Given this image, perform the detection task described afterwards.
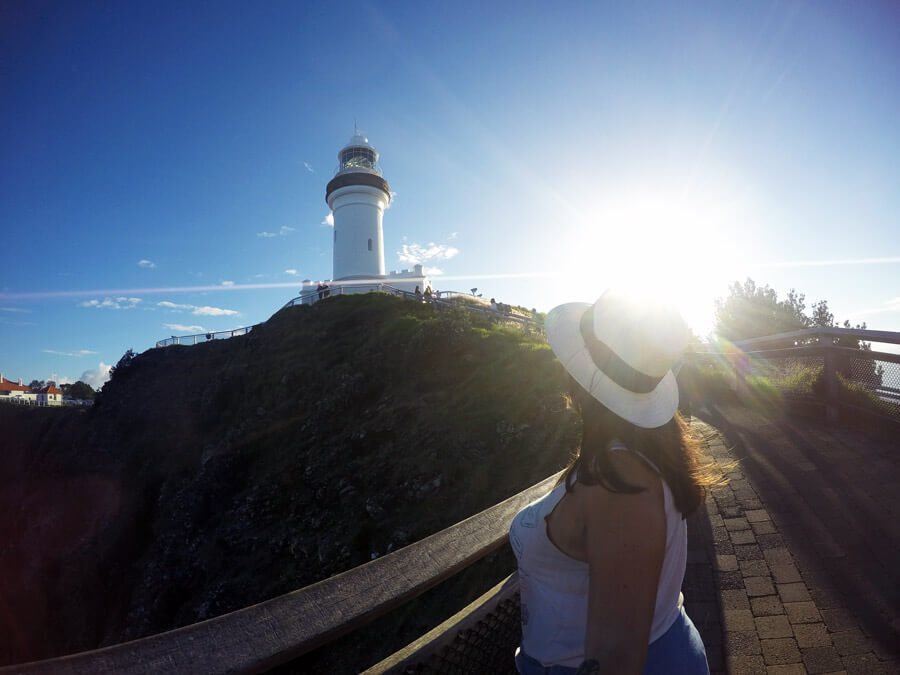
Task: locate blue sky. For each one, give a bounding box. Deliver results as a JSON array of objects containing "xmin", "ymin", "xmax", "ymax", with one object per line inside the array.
[{"xmin": 1, "ymin": 0, "xmax": 898, "ymax": 387}]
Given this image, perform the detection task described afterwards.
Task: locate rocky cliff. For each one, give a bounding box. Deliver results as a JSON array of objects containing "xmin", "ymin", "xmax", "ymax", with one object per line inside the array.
[{"xmin": 0, "ymin": 294, "xmax": 578, "ymax": 670}]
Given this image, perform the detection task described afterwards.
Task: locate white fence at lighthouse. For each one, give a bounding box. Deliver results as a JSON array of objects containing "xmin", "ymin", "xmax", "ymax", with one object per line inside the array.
[{"xmin": 156, "ymin": 287, "xmax": 541, "ymax": 349}]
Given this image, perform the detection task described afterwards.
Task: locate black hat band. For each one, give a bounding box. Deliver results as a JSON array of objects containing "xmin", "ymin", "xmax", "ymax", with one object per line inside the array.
[{"xmin": 579, "ymin": 307, "xmax": 664, "ymax": 395}]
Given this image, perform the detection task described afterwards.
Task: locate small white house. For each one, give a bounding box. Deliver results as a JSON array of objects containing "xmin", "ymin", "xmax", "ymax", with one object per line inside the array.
[{"xmin": 36, "ymin": 384, "xmax": 63, "ymax": 406}]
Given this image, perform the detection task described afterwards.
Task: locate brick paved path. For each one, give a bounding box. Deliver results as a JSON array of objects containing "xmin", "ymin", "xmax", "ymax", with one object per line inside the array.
[{"xmin": 682, "ymin": 407, "xmax": 899, "ymax": 675}]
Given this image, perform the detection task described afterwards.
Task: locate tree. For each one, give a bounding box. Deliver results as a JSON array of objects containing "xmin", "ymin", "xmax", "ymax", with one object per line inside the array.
[
  {"xmin": 809, "ymin": 300, "xmax": 834, "ymax": 328},
  {"xmin": 715, "ymin": 279, "xmax": 883, "ymax": 386},
  {"xmin": 28, "ymin": 379, "xmax": 44, "ymax": 390},
  {"xmin": 64, "ymin": 380, "xmax": 96, "ymax": 400},
  {"xmin": 108, "ymin": 349, "xmax": 136, "ymax": 383},
  {"xmin": 714, "ymin": 279, "xmax": 809, "ymax": 344}
]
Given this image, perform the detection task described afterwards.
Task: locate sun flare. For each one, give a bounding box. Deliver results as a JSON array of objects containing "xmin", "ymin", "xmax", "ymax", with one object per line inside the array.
[{"xmin": 561, "ymin": 186, "xmax": 743, "ymax": 337}]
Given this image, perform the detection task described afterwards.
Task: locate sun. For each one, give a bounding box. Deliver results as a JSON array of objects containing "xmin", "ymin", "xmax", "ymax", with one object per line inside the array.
[{"xmin": 561, "ymin": 185, "xmax": 741, "ymax": 338}]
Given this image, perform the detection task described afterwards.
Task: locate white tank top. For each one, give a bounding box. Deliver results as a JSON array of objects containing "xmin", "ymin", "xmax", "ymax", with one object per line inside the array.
[{"xmin": 509, "ymin": 442, "xmax": 687, "ymax": 668}]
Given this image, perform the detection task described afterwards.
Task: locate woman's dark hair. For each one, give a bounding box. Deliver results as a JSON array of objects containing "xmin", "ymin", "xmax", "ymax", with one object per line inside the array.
[{"xmin": 560, "ymin": 377, "xmax": 723, "ymax": 517}]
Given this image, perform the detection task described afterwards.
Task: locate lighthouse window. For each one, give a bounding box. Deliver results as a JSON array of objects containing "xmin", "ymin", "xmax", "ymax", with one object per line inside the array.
[
  {"xmin": 367, "ymin": 238, "xmax": 372, "ymax": 251},
  {"xmin": 341, "ymin": 147, "xmax": 376, "ymax": 170}
]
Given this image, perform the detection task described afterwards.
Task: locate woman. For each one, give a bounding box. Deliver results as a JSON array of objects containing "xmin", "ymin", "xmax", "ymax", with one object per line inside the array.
[{"xmin": 510, "ymin": 290, "xmax": 716, "ymax": 674}]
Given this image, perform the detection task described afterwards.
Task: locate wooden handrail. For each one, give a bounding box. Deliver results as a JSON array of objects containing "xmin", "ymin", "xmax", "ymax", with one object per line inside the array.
[
  {"xmin": 735, "ymin": 326, "xmax": 900, "ymax": 347},
  {"xmin": 5, "ymin": 473, "xmax": 561, "ymax": 674}
]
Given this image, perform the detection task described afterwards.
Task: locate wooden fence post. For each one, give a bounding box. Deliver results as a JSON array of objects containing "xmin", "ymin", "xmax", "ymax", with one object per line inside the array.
[{"xmin": 821, "ymin": 330, "xmax": 839, "ymax": 424}]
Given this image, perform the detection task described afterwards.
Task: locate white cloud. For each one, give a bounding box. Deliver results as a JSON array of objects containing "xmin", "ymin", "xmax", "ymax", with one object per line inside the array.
[
  {"xmin": 193, "ymin": 306, "xmax": 239, "ymax": 317},
  {"xmin": 165, "ymin": 323, "xmax": 205, "ymax": 332},
  {"xmin": 424, "ymin": 266, "xmax": 444, "ymax": 276},
  {"xmin": 42, "ymin": 349, "xmax": 98, "ymax": 357},
  {"xmin": 285, "ymin": 269, "xmax": 298, "ymax": 275},
  {"xmin": 322, "ymin": 213, "xmax": 334, "ymax": 227},
  {"xmin": 157, "ymin": 301, "xmax": 194, "ymax": 310},
  {"xmin": 80, "ymin": 297, "xmax": 142, "ymax": 310},
  {"xmin": 81, "ymin": 362, "xmax": 112, "ymax": 389},
  {"xmin": 0, "ymin": 306, "xmax": 31, "ymax": 313},
  {"xmin": 848, "ymin": 296, "xmax": 900, "ymax": 319},
  {"xmin": 303, "ymin": 161, "xmax": 315, "ymax": 173},
  {"xmin": 138, "ymin": 259, "xmax": 156, "ymax": 268},
  {"xmin": 398, "ymin": 243, "xmax": 460, "ymax": 265},
  {"xmin": 158, "ymin": 300, "xmax": 238, "ymax": 316},
  {"xmin": 221, "ymin": 280, "xmax": 234, "ymax": 286},
  {"xmin": 448, "ymin": 232, "xmax": 459, "ymax": 240},
  {"xmin": 258, "ymin": 225, "xmax": 295, "ymax": 238},
  {"xmin": 57, "ymin": 376, "xmax": 74, "ymax": 385},
  {"xmin": 385, "ymin": 191, "xmax": 398, "ymax": 209}
]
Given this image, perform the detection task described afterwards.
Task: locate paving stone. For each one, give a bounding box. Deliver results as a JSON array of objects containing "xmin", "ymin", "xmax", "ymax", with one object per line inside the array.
[
  {"xmin": 715, "ymin": 554, "xmax": 739, "ymax": 571},
  {"xmin": 740, "ymin": 560, "xmax": 771, "ymax": 577},
  {"xmin": 706, "ymin": 643, "xmax": 725, "ymax": 672},
  {"xmin": 724, "ymin": 609, "xmax": 757, "ymax": 631},
  {"xmin": 762, "ymin": 638, "xmax": 802, "ymax": 665},
  {"xmin": 804, "ymin": 588, "xmax": 841, "ymax": 609},
  {"xmin": 734, "ymin": 490, "xmax": 759, "ymax": 503},
  {"xmin": 802, "ymin": 646, "xmax": 844, "ymax": 673},
  {"xmin": 745, "ymin": 508, "xmax": 771, "ymax": 523},
  {"xmin": 751, "ymin": 520, "xmax": 778, "ymax": 536},
  {"xmin": 764, "ymin": 547, "xmax": 794, "ymax": 565},
  {"xmin": 777, "ymin": 582, "xmax": 811, "ymax": 603},
  {"xmin": 717, "ymin": 570, "xmax": 746, "ymax": 590},
  {"xmin": 736, "ymin": 544, "xmax": 765, "ymax": 561},
  {"xmin": 829, "ymin": 629, "xmax": 872, "ymax": 656},
  {"xmin": 745, "ymin": 576, "xmax": 776, "ymax": 597},
  {"xmin": 770, "ymin": 562, "xmax": 803, "ymax": 584},
  {"xmin": 764, "ymin": 665, "xmax": 808, "ymax": 674},
  {"xmin": 751, "ymin": 595, "xmax": 785, "ymax": 617},
  {"xmin": 732, "ymin": 529, "xmax": 759, "ymax": 545},
  {"xmin": 686, "ymin": 601, "xmax": 719, "ymax": 628},
  {"xmin": 821, "ymin": 608, "xmax": 857, "ymax": 632},
  {"xmin": 687, "ymin": 548, "xmax": 708, "ymax": 564},
  {"xmin": 726, "ymin": 517, "xmax": 752, "ymax": 531},
  {"xmin": 840, "ymin": 652, "xmax": 887, "ymax": 674},
  {"xmin": 757, "ymin": 533, "xmax": 786, "ymax": 550},
  {"xmin": 709, "ymin": 513, "xmax": 725, "ymax": 528},
  {"xmin": 722, "ymin": 589, "xmax": 751, "ymax": 610},
  {"xmin": 785, "ymin": 601, "xmax": 822, "ymax": 624},
  {"xmin": 755, "ymin": 614, "xmax": 793, "ymax": 639},
  {"xmin": 723, "ymin": 505, "xmax": 744, "ymax": 518},
  {"xmin": 727, "ymin": 655, "xmax": 766, "ymax": 674},
  {"xmin": 726, "ymin": 630, "xmax": 763, "ymax": 655},
  {"xmin": 792, "ymin": 622, "xmax": 832, "ymax": 648}
]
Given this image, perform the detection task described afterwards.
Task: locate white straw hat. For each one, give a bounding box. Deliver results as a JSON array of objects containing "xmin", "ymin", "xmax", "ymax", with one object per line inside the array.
[{"xmin": 545, "ymin": 289, "xmax": 688, "ymax": 428}]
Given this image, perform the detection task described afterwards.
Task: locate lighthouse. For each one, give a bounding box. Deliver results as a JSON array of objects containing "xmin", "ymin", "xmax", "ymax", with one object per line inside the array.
[
  {"xmin": 322, "ymin": 128, "xmax": 429, "ymax": 295},
  {"xmin": 326, "ymin": 128, "xmax": 391, "ymax": 280}
]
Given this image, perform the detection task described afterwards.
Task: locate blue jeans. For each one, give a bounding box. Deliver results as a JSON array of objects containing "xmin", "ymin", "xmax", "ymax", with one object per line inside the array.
[{"xmin": 515, "ymin": 607, "xmax": 709, "ymax": 675}]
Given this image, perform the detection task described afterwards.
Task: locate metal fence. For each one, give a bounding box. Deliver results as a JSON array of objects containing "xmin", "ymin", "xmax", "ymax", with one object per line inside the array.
[
  {"xmin": 156, "ymin": 286, "xmax": 541, "ymax": 349},
  {"xmin": 155, "ymin": 326, "xmax": 255, "ymax": 348},
  {"xmin": 693, "ymin": 326, "xmax": 900, "ymax": 423}
]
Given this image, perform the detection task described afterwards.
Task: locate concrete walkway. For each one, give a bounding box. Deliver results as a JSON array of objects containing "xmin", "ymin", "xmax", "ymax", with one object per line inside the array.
[{"xmin": 683, "ymin": 406, "xmax": 899, "ymax": 674}]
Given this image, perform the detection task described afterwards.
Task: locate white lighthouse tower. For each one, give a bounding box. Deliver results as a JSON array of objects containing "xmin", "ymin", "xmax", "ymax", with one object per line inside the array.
[
  {"xmin": 326, "ymin": 128, "xmax": 391, "ymax": 280},
  {"xmin": 322, "ymin": 128, "xmax": 428, "ymax": 295}
]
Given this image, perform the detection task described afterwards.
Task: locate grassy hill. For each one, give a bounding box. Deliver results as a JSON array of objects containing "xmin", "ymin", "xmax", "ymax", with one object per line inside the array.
[{"xmin": 0, "ymin": 293, "xmax": 578, "ymax": 669}]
